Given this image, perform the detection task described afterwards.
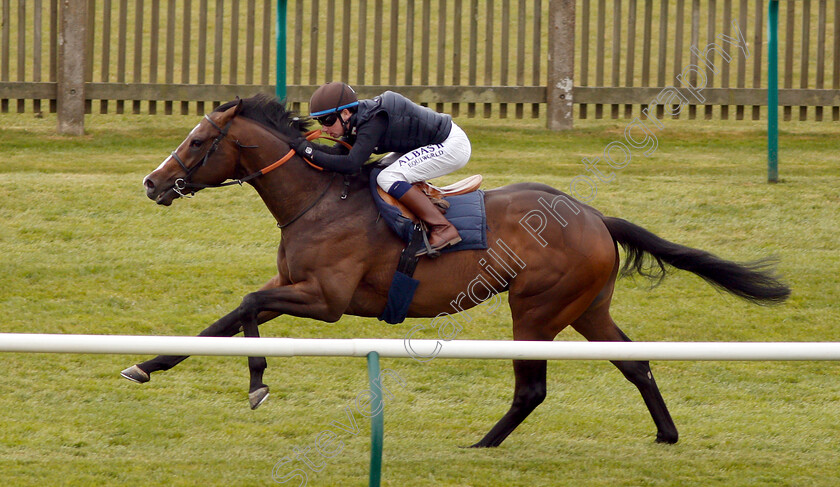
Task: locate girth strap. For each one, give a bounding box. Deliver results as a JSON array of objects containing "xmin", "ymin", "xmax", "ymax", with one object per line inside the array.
[
  {"xmin": 398, "ymin": 225, "xmax": 429, "ymax": 275},
  {"xmin": 378, "ymin": 225, "xmax": 427, "ymax": 325}
]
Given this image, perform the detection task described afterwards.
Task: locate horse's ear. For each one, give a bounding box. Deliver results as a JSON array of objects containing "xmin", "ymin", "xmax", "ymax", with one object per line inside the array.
[{"xmin": 216, "ymin": 98, "xmax": 242, "ymax": 124}]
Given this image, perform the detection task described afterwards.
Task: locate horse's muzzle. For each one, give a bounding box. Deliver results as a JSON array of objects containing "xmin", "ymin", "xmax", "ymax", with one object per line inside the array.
[
  {"xmin": 143, "ymin": 175, "xmax": 178, "ymax": 206},
  {"xmin": 143, "ymin": 176, "xmax": 156, "ymax": 199}
]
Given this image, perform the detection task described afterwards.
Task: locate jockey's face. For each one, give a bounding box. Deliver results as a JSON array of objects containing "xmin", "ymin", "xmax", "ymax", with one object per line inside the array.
[{"xmin": 322, "ymin": 109, "xmax": 352, "ymax": 138}]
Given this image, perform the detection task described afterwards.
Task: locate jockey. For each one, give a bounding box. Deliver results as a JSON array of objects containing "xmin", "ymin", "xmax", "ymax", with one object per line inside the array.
[{"xmin": 290, "ymin": 82, "xmax": 471, "ymax": 254}]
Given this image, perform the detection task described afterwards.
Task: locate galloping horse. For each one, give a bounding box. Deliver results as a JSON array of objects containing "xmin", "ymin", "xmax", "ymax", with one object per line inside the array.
[{"xmin": 125, "ymin": 95, "xmax": 789, "ymax": 447}]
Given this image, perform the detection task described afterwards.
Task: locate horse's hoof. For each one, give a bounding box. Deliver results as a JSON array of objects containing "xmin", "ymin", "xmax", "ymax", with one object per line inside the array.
[
  {"xmin": 655, "ymin": 431, "xmax": 679, "ymax": 444},
  {"xmin": 249, "ymin": 387, "xmax": 269, "ymax": 410},
  {"xmin": 120, "ymin": 365, "xmax": 150, "ymax": 384},
  {"xmin": 464, "ymin": 441, "xmax": 495, "ymax": 448}
]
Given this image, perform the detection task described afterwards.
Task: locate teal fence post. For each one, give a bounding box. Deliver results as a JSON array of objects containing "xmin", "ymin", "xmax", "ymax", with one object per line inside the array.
[
  {"xmin": 276, "ymin": 0, "xmax": 287, "ymax": 101},
  {"xmin": 767, "ymin": 0, "xmax": 779, "ymax": 183},
  {"xmin": 367, "ymin": 352, "xmax": 383, "ymax": 487}
]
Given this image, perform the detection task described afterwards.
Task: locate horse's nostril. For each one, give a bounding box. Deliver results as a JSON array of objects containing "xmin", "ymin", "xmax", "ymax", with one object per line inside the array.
[{"xmin": 144, "ymin": 177, "xmax": 155, "ymax": 190}]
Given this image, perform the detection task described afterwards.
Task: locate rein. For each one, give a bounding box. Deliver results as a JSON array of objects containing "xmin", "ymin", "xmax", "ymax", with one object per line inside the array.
[
  {"xmin": 276, "ymin": 173, "xmax": 337, "ymax": 229},
  {"xmin": 174, "ymin": 124, "xmax": 350, "ymax": 196},
  {"xmin": 171, "ymin": 114, "xmax": 354, "ymax": 228}
]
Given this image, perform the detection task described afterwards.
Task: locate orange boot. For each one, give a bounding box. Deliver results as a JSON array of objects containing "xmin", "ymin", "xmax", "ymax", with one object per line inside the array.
[{"xmin": 398, "ymin": 186, "xmax": 462, "ymax": 254}]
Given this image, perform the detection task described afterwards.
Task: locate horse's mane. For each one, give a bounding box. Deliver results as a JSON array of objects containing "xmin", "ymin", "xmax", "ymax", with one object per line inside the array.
[{"xmin": 215, "ymin": 94, "xmax": 311, "ymax": 139}]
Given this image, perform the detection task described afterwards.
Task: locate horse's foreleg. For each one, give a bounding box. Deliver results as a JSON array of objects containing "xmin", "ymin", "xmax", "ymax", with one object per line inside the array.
[
  {"xmin": 124, "ymin": 271, "xmax": 347, "ymax": 409},
  {"xmin": 121, "ymin": 308, "xmax": 244, "ymax": 383},
  {"xmin": 469, "ymin": 359, "xmax": 547, "ymax": 448},
  {"xmin": 122, "ymin": 275, "xmax": 284, "ymax": 383},
  {"xmin": 231, "ymin": 279, "xmax": 348, "ymax": 409},
  {"xmin": 239, "ymin": 306, "xmax": 269, "ymax": 409}
]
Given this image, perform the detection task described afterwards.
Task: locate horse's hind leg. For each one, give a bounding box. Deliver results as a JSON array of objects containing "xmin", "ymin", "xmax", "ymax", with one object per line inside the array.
[
  {"xmin": 571, "ymin": 303, "xmax": 679, "ymax": 444},
  {"xmin": 469, "ymin": 359, "xmax": 547, "ymax": 448},
  {"xmin": 470, "ymin": 265, "xmax": 613, "ymax": 448},
  {"xmin": 612, "ymin": 333, "xmax": 679, "ymax": 444}
]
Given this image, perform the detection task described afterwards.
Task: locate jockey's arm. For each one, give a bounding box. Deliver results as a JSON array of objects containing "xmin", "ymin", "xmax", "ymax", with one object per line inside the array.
[{"xmin": 305, "ymin": 114, "xmax": 386, "ymax": 174}]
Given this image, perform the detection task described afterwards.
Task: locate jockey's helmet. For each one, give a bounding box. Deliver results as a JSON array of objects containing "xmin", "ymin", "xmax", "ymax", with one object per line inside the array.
[{"xmin": 309, "ymin": 82, "xmax": 359, "ymax": 120}]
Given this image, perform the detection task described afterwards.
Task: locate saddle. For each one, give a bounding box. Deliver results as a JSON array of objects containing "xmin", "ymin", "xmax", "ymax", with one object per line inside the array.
[
  {"xmin": 369, "ymin": 170, "xmax": 488, "ymax": 324},
  {"xmin": 376, "ymin": 175, "xmax": 483, "ymax": 221}
]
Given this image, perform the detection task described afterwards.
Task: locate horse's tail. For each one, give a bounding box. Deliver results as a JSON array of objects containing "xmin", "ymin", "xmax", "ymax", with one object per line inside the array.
[{"xmin": 601, "ymin": 216, "xmax": 791, "ymax": 305}]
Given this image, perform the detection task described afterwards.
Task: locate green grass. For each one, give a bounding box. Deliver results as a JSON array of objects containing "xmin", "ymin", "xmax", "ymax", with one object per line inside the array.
[{"xmin": 1, "ymin": 112, "xmax": 839, "ymax": 486}]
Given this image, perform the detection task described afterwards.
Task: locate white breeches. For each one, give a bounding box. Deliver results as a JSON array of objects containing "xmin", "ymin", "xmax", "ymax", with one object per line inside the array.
[{"xmin": 376, "ymin": 122, "xmax": 472, "ymax": 192}]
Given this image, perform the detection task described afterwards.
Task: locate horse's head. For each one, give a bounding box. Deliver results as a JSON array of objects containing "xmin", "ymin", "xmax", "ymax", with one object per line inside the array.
[
  {"xmin": 143, "ymin": 99, "xmax": 245, "ymax": 206},
  {"xmin": 144, "ymin": 95, "xmax": 315, "ymax": 206}
]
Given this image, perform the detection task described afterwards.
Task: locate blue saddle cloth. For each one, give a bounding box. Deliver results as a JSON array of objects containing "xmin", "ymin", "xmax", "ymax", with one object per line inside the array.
[
  {"xmin": 369, "ymin": 167, "xmax": 488, "ymax": 324},
  {"xmin": 369, "ymin": 168, "xmax": 488, "ymax": 253}
]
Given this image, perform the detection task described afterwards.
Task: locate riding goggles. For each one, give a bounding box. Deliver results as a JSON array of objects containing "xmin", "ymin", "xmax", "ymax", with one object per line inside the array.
[
  {"xmin": 316, "ymin": 113, "xmax": 339, "ymax": 126},
  {"xmin": 310, "ymin": 101, "xmax": 360, "ymax": 126}
]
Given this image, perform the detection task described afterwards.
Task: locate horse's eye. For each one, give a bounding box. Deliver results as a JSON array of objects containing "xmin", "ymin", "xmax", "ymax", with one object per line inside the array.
[{"xmin": 190, "ymin": 139, "xmax": 203, "ymax": 148}]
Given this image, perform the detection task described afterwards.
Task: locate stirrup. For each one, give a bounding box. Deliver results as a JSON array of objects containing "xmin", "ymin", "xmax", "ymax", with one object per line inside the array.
[
  {"xmin": 415, "ymin": 223, "xmax": 462, "ymax": 258},
  {"xmin": 416, "ymin": 223, "xmax": 441, "ymax": 258}
]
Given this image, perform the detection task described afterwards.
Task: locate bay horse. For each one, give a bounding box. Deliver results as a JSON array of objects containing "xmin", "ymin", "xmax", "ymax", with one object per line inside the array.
[{"xmin": 125, "ymin": 94, "xmax": 789, "ymax": 447}]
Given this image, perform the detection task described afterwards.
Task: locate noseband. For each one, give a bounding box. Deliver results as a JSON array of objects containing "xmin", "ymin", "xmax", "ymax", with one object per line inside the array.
[{"xmin": 172, "ymin": 114, "xmax": 234, "ymax": 197}]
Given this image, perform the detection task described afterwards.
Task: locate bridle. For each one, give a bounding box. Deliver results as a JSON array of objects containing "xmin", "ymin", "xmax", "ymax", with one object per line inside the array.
[
  {"xmin": 171, "ymin": 114, "xmax": 237, "ymax": 197},
  {"xmin": 168, "ymin": 111, "xmax": 352, "ymax": 227}
]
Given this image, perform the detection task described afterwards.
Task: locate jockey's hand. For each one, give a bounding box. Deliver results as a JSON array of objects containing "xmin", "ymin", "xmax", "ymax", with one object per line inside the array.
[{"xmin": 290, "ymin": 137, "xmax": 316, "ymax": 159}]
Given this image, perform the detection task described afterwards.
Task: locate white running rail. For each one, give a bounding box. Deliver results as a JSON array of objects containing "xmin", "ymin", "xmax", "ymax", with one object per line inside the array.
[{"xmin": 1, "ymin": 334, "xmax": 840, "ymax": 361}]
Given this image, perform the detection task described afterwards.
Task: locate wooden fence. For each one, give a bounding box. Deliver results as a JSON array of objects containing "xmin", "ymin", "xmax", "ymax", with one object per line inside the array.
[
  {"xmin": 577, "ymin": 0, "xmax": 840, "ymax": 122},
  {"xmin": 1, "ymin": 0, "xmax": 838, "ymax": 133}
]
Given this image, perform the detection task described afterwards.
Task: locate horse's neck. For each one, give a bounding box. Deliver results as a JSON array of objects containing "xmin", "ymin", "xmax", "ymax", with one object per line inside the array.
[
  {"xmin": 250, "ymin": 158, "xmax": 335, "ymax": 227},
  {"xmin": 234, "ymin": 120, "xmax": 377, "ymax": 232},
  {"xmin": 231, "ymin": 126, "xmax": 326, "ymax": 226}
]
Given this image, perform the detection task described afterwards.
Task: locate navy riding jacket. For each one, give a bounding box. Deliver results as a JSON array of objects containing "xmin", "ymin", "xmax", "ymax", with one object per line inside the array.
[{"xmin": 306, "ymin": 91, "xmax": 453, "ymax": 174}]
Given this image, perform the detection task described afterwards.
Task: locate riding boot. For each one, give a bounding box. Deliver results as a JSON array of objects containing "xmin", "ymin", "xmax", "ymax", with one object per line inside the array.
[{"xmin": 398, "ymin": 185, "xmax": 462, "ymax": 254}]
